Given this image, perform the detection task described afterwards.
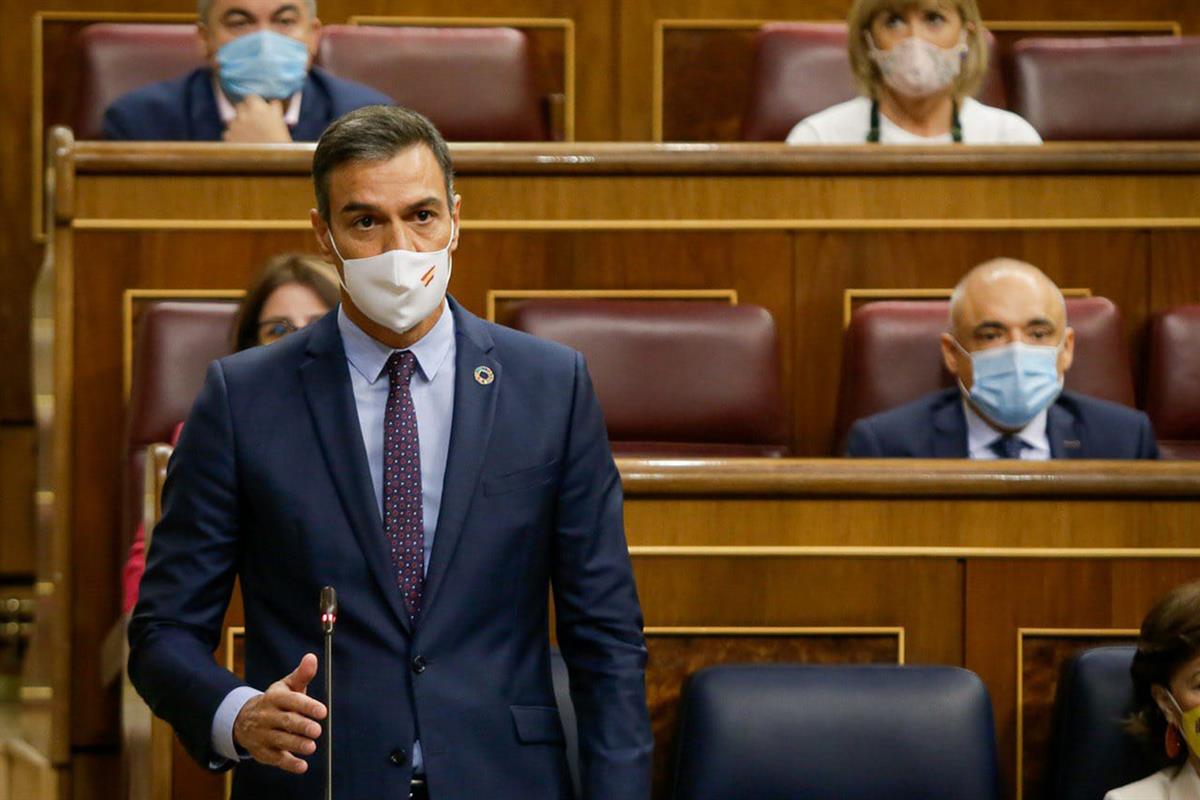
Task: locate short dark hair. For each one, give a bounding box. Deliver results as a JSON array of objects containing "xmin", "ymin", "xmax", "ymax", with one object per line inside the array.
[
  {"xmin": 232, "ymin": 253, "xmax": 339, "ymax": 351},
  {"xmin": 312, "ymin": 105, "xmax": 455, "ymax": 222},
  {"xmin": 1125, "ymin": 580, "xmax": 1200, "ymax": 762}
]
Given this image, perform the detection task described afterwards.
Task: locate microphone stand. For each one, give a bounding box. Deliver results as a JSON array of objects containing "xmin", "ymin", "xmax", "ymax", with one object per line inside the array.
[{"xmin": 320, "ymin": 587, "xmax": 338, "ymax": 800}]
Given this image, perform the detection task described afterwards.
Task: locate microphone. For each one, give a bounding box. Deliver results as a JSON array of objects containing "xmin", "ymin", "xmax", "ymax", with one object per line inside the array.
[{"xmin": 320, "ymin": 586, "xmax": 337, "ymax": 800}]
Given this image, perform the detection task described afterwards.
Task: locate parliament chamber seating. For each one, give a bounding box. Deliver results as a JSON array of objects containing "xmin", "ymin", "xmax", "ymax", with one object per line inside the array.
[
  {"xmin": 316, "ymin": 25, "xmax": 551, "ymax": 141},
  {"xmin": 1044, "ymin": 646, "xmax": 1155, "ymax": 800},
  {"xmin": 1144, "ymin": 306, "xmax": 1200, "ymax": 460},
  {"xmin": 124, "ymin": 301, "xmax": 237, "ymax": 547},
  {"xmin": 741, "ymin": 23, "xmax": 1003, "ymax": 140},
  {"xmin": 834, "ymin": 297, "xmax": 1136, "ymax": 451},
  {"xmin": 73, "ymin": 23, "xmax": 205, "ymax": 140},
  {"xmin": 671, "ymin": 664, "xmax": 1000, "ymax": 800},
  {"xmin": 1010, "ymin": 37, "xmax": 1200, "ymax": 140},
  {"xmin": 506, "ymin": 300, "xmax": 788, "ymax": 457},
  {"xmin": 72, "ymin": 22, "xmax": 552, "ymax": 142}
]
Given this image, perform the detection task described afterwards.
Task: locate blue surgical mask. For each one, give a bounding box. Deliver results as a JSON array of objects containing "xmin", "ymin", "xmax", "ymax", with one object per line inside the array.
[
  {"xmin": 956, "ymin": 340, "xmax": 1065, "ymax": 430},
  {"xmin": 215, "ymin": 30, "xmax": 309, "ymax": 104}
]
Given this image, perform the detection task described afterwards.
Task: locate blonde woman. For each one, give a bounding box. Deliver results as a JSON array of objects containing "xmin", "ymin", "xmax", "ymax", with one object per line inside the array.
[{"xmin": 787, "ymin": 0, "xmax": 1041, "ymax": 144}]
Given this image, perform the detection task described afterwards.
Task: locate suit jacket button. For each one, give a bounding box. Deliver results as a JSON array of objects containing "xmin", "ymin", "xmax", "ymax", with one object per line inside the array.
[
  {"xmin": 388, "ymin": 749, "xmax": 408, "ymax": 766},
  {"xmin": 411, "ymin": 655, "xmax": 427, "ymax": 674}
]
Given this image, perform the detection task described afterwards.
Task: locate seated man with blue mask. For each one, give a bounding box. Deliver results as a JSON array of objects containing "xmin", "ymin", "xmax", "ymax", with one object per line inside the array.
[
  {"xmin": 846, "ymin": 258, "xmax": 1159, "ymax": 459},
  {"xmin": 103, "ymin": 0, "xmax": 392, "ymax": 142}
]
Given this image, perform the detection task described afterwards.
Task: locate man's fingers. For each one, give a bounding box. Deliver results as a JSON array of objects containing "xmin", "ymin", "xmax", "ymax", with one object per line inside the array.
[
  {"xmin": 282, "ymin": 653, "xmax": 319, "ymax": 694},
  {"xmin": 267, "ymin": 749, "xmax": 309, "ymax": 775},
  {"xmin": 267, "ymin": 708, "xmax": 323, "ymax": 740},
  {"xmin": 267, "ymin": 731, "xmax": 318, "ymax": 756},
  {"xmin": 270, "ymin": 687, "xmax": 326, "ymax": 720}
]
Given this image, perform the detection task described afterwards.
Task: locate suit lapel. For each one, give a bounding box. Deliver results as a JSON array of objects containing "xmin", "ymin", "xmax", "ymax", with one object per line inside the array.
[
  {"xmin": 932, "ymin": 393, "xmax": 970, "ymax": 458},
  {"xmin": 299, "ymin": 314, "xmax": 413, "ymax": 634},
  {"xmin": 291, "ymin": 70, "xmax": 332, "ymax": 141},
  {"xmin": 187, "ymin": 69, "xmax": 225, "ymax": 141},
  {"xmin": 1047, "ymin": 400, "xmax": 1085, "ymax": 459},
  {"xmin": 418, "ymin": 300, "xmax": 500, "ymax": 621}
]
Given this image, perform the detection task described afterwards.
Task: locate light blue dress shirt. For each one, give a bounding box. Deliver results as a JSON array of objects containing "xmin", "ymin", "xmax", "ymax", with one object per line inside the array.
[{"xmin": 210, "ymin": 302, "xmax": 457, "ymax": 769}]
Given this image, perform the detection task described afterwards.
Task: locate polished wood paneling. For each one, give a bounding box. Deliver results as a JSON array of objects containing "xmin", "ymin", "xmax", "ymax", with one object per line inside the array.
[
  {"xmin": 0, "ymin": 427, "xmax": 35, "ymax": 578},
  {"xmin": 965, "ymin": 560, "xmax": 1200, "ymax": 799}
]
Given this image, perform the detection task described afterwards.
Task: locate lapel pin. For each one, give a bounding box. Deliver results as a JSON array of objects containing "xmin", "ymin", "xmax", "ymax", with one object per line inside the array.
[{"xmin": 474, "ymin": 366, "xmax": 495, "ymax": 385}]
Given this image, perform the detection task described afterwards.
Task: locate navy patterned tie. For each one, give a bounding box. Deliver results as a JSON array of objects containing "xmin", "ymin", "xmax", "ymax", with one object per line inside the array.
[
  {"xmin": 989, "ymin": 434, "xmax": 1026, "ymax": 460},
  {"xmin": 383, "ymin": 351, "xmax": 424, "ymax": 622}
]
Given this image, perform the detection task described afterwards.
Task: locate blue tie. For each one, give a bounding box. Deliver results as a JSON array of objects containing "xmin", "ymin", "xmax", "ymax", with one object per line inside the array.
[{"xmin": 989, "ymin": 434, "xmax": 1026, "ymax": 460}]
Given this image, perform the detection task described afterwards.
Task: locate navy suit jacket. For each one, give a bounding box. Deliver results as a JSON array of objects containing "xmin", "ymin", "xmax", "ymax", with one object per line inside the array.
[
  {"xmin": 845, "ymin": 388, "xmax": 1160, "ymax": 459},
  {"xmin": 103, "ymin": 66, "xmax": 393, "ymax": 141},
  {"xmin": 129, "ymin": 299, "xmax": 653, "ymax": 799}
]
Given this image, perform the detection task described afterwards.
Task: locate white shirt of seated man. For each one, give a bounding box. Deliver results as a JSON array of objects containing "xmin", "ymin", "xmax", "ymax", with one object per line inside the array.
[
  {"xmin": 786, "ymin": 0, "xmax": 1041, "ymax": 145},
  {"xmin": 939, "ymin": 258, "xmax": 1075, "ymax": 460}
]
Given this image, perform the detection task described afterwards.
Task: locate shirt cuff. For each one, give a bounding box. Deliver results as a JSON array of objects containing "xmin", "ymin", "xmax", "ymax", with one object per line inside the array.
[{"xmin": 210, "ymin": 685, "xmax": 263, "ymax": 765}]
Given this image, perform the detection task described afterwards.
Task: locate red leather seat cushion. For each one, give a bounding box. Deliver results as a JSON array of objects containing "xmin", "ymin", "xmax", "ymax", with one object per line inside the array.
[
  {"xmin": 1144, "ymin": 306, "xmax": 1200, "ymax": 458},
  {"xmin": 1011, "ymin": 37, "xmax": 1200, "ymax": 140},
  {"xmin": 835, "ymin": 297, "xmax": 1135, "ymax": 448},
  {"xmin": 75, "ymin": 23, "xmax": 206, "ymax": 140},
  {"xmin": 507, "ymin": 300, "xmax": 788, "ymax": 456},
  {"xmin": 316, "ymin": 25, "xmax": 546, "ymax": 141},
  {"xmin": 124, "ymin": 301, "xmax": 238, "ymax": 545}
]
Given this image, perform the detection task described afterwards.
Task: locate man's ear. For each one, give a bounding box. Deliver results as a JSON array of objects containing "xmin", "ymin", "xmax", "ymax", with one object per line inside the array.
[
  {"xmin": 1058, "ymin": 326, "xmax": 1075, "ymax": 375},
  {"xmin": 449, "ymin": 194, "xmax": 462, "ymax": 253},
  {"xmin": 311, "ymin": 209, "xmax": 333, "ymax": 261},
  {"xmin": 196, "ymin": 24, "xmax": 217, "ymax": 65}
]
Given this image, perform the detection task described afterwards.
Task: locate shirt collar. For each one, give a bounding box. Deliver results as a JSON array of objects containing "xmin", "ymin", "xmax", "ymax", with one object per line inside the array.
[
  {"xmin": 213, "ymin": 77, "xmax": 303, "ymax": 126},
  {"xmin": 337, "ymin": 301, "xmax": 455, "ymax": 386},
  {"xmin": 963, "ymin": 399, "xmax": 1050, "ymax": 456}
]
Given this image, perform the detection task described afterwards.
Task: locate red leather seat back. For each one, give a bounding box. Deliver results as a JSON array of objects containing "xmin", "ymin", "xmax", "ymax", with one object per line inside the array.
[
  {"xmin": 835, "ymin": 297, "xmax": 1135, "ymax": 448},
  {"xmin": 507, "ymin": 300, "xmax": 788, "ymax": 456},
  {"xmin": 1145, "ymin": 306, "xmax": 1200, "ymax": 460},
  {"xmin": 316, "ymin": 25, "xmax": 547, "ymax": 141},
  {"xmin": 124, "ymin": 301, "xmax": 238, "ymax": 545},
  {"xmin": 74, "ymin": 23, "xmax": 206, "ymax": 140},
  {"xmin": 1010, "ymin": 37, "xmax": 1200, "ymax": 140},
  {"xmin": 742, "ymin": 23, "xmax": 1002, "ymax": 141}
]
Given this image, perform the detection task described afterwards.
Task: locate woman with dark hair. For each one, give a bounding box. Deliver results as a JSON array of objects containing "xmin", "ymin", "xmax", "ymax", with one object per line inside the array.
[
  {"xmin": 122, "ymin": 254, "xmax": 338, "ymax": 612},
  {"xmin": 230, "ymin": 252, "xmax": 340, "ymax": 351},
  {"xmin": 1107, "ymin": 581, "xmax": 1200, "ymax": 798}
]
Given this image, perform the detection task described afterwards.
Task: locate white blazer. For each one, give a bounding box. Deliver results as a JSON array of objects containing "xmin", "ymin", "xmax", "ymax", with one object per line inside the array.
[{"xmin": 1106, "ymin": 765, "xmax": 1200, "ymax": 800}]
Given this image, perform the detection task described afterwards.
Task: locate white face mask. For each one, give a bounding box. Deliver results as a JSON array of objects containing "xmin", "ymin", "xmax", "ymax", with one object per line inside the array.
[
  {"xmin": 868, "ymin": 32, "xmax": 968, "ymax": 98},
  {"xmin": 327, "ymin": 223, "xmax": 455, "ymax": 334}
]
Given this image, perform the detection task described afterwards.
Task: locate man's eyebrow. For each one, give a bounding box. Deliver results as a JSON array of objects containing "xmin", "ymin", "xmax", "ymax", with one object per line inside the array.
[
  {"xmin": 972, "ymin": 320, "xmax": 1006, "ymax": 333},
  {"xmin": 1023, "ymin": 317, "xmax": 1056, "ymax": 328},
  {"xmin": 270, "ymin": 4, "xmax": 302, "ymax": 18},
  {"xmin": 220, "ymin": 8, "xmax": 255, "ymax": 22},
  {"xmin": 338, "ymin": 201, "xmax": 383, "ymax": 215},
  {"xmin": 405, "ymin": 196, "xmax": 443, "ymax": 213}
]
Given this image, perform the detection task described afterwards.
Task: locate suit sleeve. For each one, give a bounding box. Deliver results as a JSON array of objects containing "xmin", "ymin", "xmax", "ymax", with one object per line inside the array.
[
  {"xmin": 845, "ymin": 419, "xmax": 883, "ymax": 457},
  {"xmin": 128, "ymin": 361, "xmax": 248, "ymax": 769},
  {"xmin": 1139, "ymin": 412, "xmax": 1161, "ymax": 460},
  {"xmin": 551, "ymin": 353, "xmax": 653, "ymax": 800}
]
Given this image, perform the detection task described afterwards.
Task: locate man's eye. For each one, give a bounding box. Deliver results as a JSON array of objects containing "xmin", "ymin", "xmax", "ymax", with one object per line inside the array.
[
  {"xmin": 353, "ymin": 217, "xmax": 374, "ymax": 229},
  {"xmin": 274, "ymin": 15, "xmax": 299, "ymax": 28},
  {"xmin": 415, "ymin": 210, "xmax": 433, "ymax": 222}
]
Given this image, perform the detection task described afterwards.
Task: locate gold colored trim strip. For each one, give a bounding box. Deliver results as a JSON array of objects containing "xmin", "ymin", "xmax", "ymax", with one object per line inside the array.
[
  {"xmin": 345, "ymin": 16, "xmax": 577, "ymax": 141},
  {"xmin": 842, "ymin": 287, "xmax": 1092, "ymax": 328},
  {"xmin": 122, "ymin": 289, "xmax": 244, "ymax": 401},
  {"xmin": 486, "ymin": 288, "xmax": 736, "ymax": 322},
  {"xmin": 70, "ymin": 217, "xmax": 1200, "ymax": 232},
  {"xmin": 651, "ymin": 17, "xmax": 1180, "ymax": 142},
  {"xmin": 32, "ymin": 11, "xmax": 197, "ymax": 241},
  {"xmin": 629, "ymin": 546, "xmax": 1200, "ymax": 558},
  {"xmin": 646, "ymin": 626, "xmax": 906, "ymax": 664},
  {"xmin": 1014, "ymin": 628, "xmax": 1139, "ymax": 800}
]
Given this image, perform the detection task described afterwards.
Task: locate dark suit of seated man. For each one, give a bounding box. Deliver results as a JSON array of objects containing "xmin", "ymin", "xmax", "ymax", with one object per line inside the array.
[
  {"xmin": 103, "ymin": 0, "xmax": 392, "ymax": 142},
  {"xmin": 846, "ymin": 258, "xmax": 1159, "ymax": 460}
]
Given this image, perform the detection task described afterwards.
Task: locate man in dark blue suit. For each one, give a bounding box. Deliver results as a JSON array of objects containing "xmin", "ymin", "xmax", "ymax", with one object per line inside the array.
[
  {"xmin": 103, "ymin": 0, "xmax": 392, "ymax": 142},
  {"xmin": 129, "ymin": 106, "xmax": 652, "ymax": 799},
  {"xmin": 846, "ymin": 259, "xmax": 1159, "ymax": 459}
]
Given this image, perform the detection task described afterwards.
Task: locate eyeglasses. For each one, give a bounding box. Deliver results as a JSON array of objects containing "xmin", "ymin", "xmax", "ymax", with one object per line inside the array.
[{"xmin": 257, "ymin": 317, "xmax": 301, "ymax": 344}]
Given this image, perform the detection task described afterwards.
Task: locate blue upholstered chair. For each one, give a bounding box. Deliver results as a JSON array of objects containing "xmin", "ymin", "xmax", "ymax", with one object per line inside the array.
[
  {"xmin": 671, "ymin": 663, "xmax": 1001, "ymax": 800},
  {"xmin": 1045, "ymin": 645, "xmax": 1161, "ymax": 800}
]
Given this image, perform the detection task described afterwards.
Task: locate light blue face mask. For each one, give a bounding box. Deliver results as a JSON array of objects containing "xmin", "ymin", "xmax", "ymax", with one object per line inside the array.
[
  {"xmin": 956, "ymin": 340, "xmax": 1065, "ymax": 430},
  {"xmin": 215, "ymin": 29, "xmax": 309, "ymax": 104}
]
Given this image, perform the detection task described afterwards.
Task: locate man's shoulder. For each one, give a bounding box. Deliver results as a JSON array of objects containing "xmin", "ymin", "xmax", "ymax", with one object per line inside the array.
[
  {"xmin": 1058, "ymin": 390, "xmax": 1150, "ymax": 427},
  {"xmin": 845, "ymin": 388, "xmax": 960, "ymax": 457},
  {"xmin": 104, "ymin": 68, "xmax": 210, "ymax": 139},
  {"xmin": 309, "ymin": 67, "xmax": 394, "ymax": 113}
]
